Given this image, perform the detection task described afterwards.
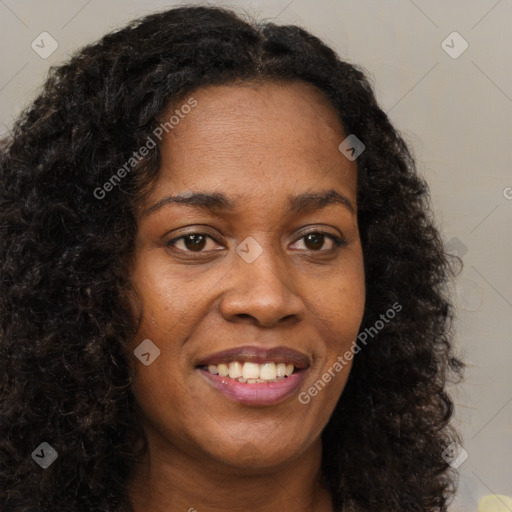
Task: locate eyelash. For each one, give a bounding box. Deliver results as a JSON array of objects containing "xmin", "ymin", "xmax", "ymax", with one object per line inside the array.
[{"xmin": 165, "ymin": 229, "xmax": 346, "ymax": 255}]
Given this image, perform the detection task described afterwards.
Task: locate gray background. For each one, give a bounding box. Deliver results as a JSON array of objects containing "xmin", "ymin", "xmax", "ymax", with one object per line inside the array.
[{"xmin": 1, "ymin": 1, "xmax": 511, "ymax": 510}]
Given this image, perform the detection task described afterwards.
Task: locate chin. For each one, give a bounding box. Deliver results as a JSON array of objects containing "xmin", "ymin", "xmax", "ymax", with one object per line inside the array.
[{"xmin": 202, "ymin": 434, "xmax": 311, "ymax": 473}]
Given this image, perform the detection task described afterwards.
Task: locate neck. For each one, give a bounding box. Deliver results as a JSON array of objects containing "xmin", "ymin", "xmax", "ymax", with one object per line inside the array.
[{"xmin": 128, "ymin": 433, "xmax": 333, "ymax": 512}]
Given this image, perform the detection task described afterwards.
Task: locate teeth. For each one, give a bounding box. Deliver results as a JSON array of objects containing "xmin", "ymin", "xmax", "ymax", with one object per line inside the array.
[
  {"xmin": 228, "ymin": 361, "xmax": 243, "ymax": 379},
  {"xmin": 204, "ymin": 361, "xmax": 297, "ymax": 381},
  {"xmin": 260, "ymin": 362, "xmax": 277, "ymax": 380},
  {"xmin": 218, "ymin": 363, "xmax": 229, "ymax": 377},
  {"xmin": 208, "ymin": 364, "xmax": 219, "ymax": 374},
  {"xmin": 276, "ymin": 363, "xmax": 287, "ymax": 377},
  {"xmin": 242, "ymin": 362, "xmax": 260, "ymax": 380}
]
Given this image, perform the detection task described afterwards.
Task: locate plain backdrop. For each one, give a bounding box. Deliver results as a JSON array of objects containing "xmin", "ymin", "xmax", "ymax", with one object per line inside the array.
[{"xmin": 1, "ymin": 1, "xmax": 511, "ymax": 511}]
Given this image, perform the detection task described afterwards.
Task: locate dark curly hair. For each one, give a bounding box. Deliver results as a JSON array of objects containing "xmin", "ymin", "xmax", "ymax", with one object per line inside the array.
[{"xmin": 0, "ymin": 5, "xmax": 464, "ymax": 512}]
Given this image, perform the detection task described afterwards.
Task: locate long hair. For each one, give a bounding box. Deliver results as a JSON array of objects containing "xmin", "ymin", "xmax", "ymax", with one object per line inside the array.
[{"xmin": 0, "ymin": 6, "xmax": 464, "ymax": 511}]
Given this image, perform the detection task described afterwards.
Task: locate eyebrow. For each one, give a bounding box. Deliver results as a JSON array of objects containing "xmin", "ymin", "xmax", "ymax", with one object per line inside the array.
[{"xmin": 142, "ymin": 188, "xmax": 355, "ymax": 216}]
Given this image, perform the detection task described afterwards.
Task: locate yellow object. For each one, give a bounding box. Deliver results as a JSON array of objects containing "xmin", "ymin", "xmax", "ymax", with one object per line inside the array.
[{"xmin": 478, "ymin": 495, "xmax": 512, "ymax": 512}]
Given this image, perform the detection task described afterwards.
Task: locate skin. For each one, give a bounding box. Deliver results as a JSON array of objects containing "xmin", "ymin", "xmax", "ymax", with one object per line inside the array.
[{"xmin": 127, "ymin": 80, "xmax": 366, "ymax": 512}]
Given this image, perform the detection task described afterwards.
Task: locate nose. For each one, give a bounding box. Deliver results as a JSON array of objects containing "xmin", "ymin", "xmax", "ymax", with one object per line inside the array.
[{"xmin": 219, "ymin": 243, "xmax": 305, "ymax": 327}]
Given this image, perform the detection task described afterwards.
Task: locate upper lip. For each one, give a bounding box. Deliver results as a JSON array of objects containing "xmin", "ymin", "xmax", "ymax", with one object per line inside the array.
[{"xmin": 195, "ymin": 345, "xmax": 310, "ymax": 369}]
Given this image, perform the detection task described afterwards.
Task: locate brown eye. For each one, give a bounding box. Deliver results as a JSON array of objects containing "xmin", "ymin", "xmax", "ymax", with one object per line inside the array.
[
  {"xmin": 183, "ymin": 234, "xmax": 207, "ymax": 251},
  {"xmin": 304, "ymin": 233, "xmax": 325, "ymax": 251},
  {"xmin": 293, "ymin": 231, "xmax": 345, "ymax": 252},
  {"xmin": 167, "ymin": 233, "xmax": 219, "ymax": 252}
]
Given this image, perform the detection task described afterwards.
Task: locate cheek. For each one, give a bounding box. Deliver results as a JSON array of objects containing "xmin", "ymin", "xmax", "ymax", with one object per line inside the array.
[
  {"xmin": 128, "ymin": 291, "xmax": 203, "ymax": 445},
  {"xmin": 304, "ymin": 249, "xmax": 365, "ymax": 401},
  {"xmin": 313, "ymin": 250, "xmax": 365, "ymax": 344},
  {"xmin": 127, "ymin": 253, "xmax": 220, "ymax": 425},
  {"xmin": 342, "ymin": 246, "xmax": 366, "ymax": 323},
  {"xmin": 129, "ymin": 248, "xmax": 235, "ymax": 322},
  {"xmin": 128, "ymin": 253, "xmax": 205, "ymax": 345}
]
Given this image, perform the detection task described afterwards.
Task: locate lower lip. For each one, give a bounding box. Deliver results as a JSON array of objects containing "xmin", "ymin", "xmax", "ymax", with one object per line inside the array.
[{"xmin": 198, "ymin": 368, "xmax": 307, "ymax": 406}]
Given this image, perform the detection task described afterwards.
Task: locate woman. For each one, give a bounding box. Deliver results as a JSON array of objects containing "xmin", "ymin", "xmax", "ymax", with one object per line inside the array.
[{"xmin": 0, "ymin": 6, "xmax": 464, "ymax": 512}]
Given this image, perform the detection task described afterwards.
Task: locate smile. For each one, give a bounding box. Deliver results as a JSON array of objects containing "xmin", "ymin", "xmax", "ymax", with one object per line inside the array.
[
  {"xmin": 201, "ymin": 361, "xmax": 296, "ymax": 383},
  {"xmin": 195, "ymin": 345, "xmax": 310, "ymax": 405}
]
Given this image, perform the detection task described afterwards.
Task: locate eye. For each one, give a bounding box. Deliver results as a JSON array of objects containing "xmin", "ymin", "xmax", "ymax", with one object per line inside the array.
[
  {"xmin": 166, "ymin": 229, "xmax": 346, "ymax": 255},
  {"xmin": 291, "ymin": 231, "xmax": 346, "ymax": 252},
  {"xmin": 166, "ymin": 233, "xmax": 222, "ymax": 253}
]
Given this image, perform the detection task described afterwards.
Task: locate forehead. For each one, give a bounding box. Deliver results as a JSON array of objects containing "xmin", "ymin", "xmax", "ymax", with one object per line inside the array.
[
  {"xmin": 163, "ymin": 80, "xmax": 345, "ymax": 149},
  {"xmin": 149, "ymin": 80, "xmax": 356, "ymax": 206}
]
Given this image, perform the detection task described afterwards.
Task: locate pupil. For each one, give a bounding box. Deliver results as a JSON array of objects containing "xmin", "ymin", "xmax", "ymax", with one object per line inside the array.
[
  {"xmin": 186, "ymin": 234, "xmax": 206, "ymax": 251},
  {"xmin": 306, "ymin": 233, "xmax": 323, "ymax": 250}
]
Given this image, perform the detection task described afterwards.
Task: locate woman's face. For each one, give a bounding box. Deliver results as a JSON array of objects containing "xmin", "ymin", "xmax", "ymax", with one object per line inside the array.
[{"xmin": 129, "ymin": 81, "xmax": 365, "ymax": 471}]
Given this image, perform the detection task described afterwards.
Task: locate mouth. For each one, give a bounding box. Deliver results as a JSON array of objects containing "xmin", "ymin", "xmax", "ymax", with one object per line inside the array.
[
  {"xmin": 195, "ymin": 345, "xmax": 310, "ymax": 406},
  {"xmin": 197, "ymin": 360, "xmax": 300, "ymax": 383}
]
